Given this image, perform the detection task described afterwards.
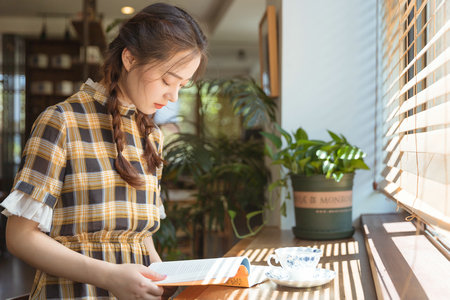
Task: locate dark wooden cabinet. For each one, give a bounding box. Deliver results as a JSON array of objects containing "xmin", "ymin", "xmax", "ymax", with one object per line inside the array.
[{"xmin": 25, "ymin": 39, "xmax": 101, "ymax": 137}]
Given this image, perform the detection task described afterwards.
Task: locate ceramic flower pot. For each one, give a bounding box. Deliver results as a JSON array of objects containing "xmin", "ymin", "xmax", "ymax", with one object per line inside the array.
[{"xmin": 291, "ymin": 173, "xmax": 355, "ymax": 240}]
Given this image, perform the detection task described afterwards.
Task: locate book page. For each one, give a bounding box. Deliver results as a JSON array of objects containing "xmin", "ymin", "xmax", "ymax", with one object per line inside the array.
[
  {"xmin": 248, "ymin": 265, "xmax": 269, "ymax": 286},
  {"xmin": 149, "ymin": 257, "xmax": 250, "ymax": 285}
]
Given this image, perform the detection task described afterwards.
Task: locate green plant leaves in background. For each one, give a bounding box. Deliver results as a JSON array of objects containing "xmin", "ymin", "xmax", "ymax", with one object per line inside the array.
[
  {"xmin": 208, "ymin": 77, "xmax": 277, "ymax": 128},
  {"xmin": 262, "ymin": 124, "xmax": 370, "ymax": 182},
  {"xmin": 260, "ymin": 131, "xmax": 282, "ymax": 149}
]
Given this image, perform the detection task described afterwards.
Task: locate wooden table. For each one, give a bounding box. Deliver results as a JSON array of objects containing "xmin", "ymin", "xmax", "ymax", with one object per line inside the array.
[{"xmin": 175, "ymin": 226, "xmax": 376, "ymax": 300}]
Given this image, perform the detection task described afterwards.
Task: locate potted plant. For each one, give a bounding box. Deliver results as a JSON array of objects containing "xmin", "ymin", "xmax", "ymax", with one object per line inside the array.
[
  {"xmin": 159, "ymin": 78, "xmax": 276, "ymax": 257},
  {"xmin": 262, "ymin": 124, "xmax": 370, "ymax": 240}
]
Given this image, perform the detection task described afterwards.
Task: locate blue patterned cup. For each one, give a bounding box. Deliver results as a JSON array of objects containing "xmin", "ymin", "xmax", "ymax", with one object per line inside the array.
[{"xmin": 267, "ymin": 247, "xmax": 323, "ymax": 280}]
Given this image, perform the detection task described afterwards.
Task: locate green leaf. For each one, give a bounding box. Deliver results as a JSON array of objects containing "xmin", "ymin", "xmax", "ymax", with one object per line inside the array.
[
  {"xmin": 320, "ymin": 144, "xmax": 336, "ymax": 152},
  {"xmin": 339, "ymin": 133, "xmax": 349, "ymax": 144},
  {"xmin": 354, "ymin": 148, "xmax": 366, "ymax": 159},
  {"xmin": 274, "ymin": 123, "xmax": 292, "ymax": 145},
  {"xmin": 337, "ymin": 145, "xmax": 351, "ymax": 159},
  {"xmin": 246, "ymin": 112, "xmax": 262, "ymax": 128},
  {"xmin": 261, "ymin": 132, "xmax": 282, "ymax": 149},
  {"xmin": 349, "ymin": 159, "xmax": 370, "ymax": 170},
  {"xmin": 264, "ymin": 144, "xmax": 274, "ymax": 159},
  {"xmin": 316, "ymin": 149, "xmax": 329, "ymax": 159},
  {"xmin": 298, "ymin": 157, "xmax": 311, "ymax": 171},
  {"xmin": 323, "ymin": 160, "xmax": 336, "ymax": 178},
  {"xmin": 294, "ymin": 127, "xmax": 308, "ymax": 140},
  {"xmin": 328, "ymin": 130, "xmax": 342, "ymax": 143},
  {"xmin": 290, "ymin": 160, "xmax": 298, "ymax": 174},
  {"xmin": 228, "ymin": 210, "xmax": 237, "ymax": 220},
  {"xmin": 310, "ymin": 161, "xmax": 322, "ymax": 172},
  {"xmin": 346, "ymin": 147, "xmax": 358, "ymax": 160},
  {"xmin": 280, "ymin": 201, "xmax": 287, "ymax": 217},
  {"xmin": 332, "ymin": 172, "xmax": 344, "ymax": 182},
  {"xmin": 246, "ymin": 210, "xmax": 264, "ymax": 220}
]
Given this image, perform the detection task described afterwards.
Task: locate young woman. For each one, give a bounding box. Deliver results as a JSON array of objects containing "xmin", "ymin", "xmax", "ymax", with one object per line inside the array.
[{"xmin": 1, "ymin": 3, "xmax": 207, "ymax": 299}]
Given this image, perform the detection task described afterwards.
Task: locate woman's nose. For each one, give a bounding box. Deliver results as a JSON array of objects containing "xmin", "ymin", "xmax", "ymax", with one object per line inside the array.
[
  {"xmin": 169, "ymin": 95, "xmax": 178, "ymax": 103},
  {"xmin": 166, "ymin": 87, "xmax": 179, "ymax": 103}
]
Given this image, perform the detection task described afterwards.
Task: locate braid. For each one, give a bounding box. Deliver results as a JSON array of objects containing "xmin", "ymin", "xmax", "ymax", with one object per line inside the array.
[
  {"xmin": 136, "ymin": 112, "xmax": 165, "ymax": 174},
  {"xmin": 106, "ymin": 74, "xmax": 144, "ymax": 188}
]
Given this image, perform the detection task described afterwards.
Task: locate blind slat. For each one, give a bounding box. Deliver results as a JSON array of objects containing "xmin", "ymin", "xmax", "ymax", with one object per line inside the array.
[
  {"xmin": 384, "ymin": 168, "xmax": 447, "ymax": 204},
  {"xmin": 380, "ymin": 179, "xmax": 450, "ymax": 230},
  {"xmin": 382, "ymin": 167, "xmax": 448, "ymax": 216},
  {"xmin": 384, "ymin": 151, "xmax": 450, "ymax": 183},
  {"xmin": 399, "ymin": 41, "xmax": 450, "ymax": 96},
  {"xmin": 383, "ymin": 20, "xmax": 450, "ymax": 98},
  {"xmin": 385, "ymin": 90, "xmax": 400, "ymax": 109},
  {"xmin": 392, "ymin": 74, "xmax": 450, "ymax": 119},
  {"xmin": 391, "ymin": 101, "xmax": 450, "ymax": 134},
  {"xmin": 383, "ymin": 128, "xmax": 450, "ymax": 154}
]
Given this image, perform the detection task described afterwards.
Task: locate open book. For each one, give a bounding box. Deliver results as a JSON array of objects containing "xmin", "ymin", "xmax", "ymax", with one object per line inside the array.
[{"xmin": 148, "ymin": 256, "xmax": 268, "ymax": 288}]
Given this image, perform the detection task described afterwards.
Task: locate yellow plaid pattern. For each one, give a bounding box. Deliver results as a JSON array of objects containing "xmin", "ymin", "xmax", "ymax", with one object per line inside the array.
[{"xmin": 13, "ymin": 82, "xmax": 164, "ymax": 299}]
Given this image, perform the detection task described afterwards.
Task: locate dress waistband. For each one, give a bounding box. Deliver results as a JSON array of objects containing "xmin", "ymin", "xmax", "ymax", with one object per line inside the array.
[{"xmin": 54, "ymin": 230, "xmax": 151, "ymax": 245}]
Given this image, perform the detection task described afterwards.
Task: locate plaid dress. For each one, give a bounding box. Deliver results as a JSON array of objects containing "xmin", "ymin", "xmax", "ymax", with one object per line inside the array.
[{"xmin": 12, "ymin": 81, "xmax": 163, "ymax": 299}]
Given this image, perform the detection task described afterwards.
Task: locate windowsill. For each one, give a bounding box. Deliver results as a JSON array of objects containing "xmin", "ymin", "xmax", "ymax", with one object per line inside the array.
[{"xmin": 361, "ymin": 213, "xmax": 450, "ymax": 299}]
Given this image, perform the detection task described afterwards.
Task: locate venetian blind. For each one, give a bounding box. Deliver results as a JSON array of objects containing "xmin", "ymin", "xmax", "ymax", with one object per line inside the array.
[{"xmin": 379, "ymin": 0, "xmax": 449, "ymax": 230}]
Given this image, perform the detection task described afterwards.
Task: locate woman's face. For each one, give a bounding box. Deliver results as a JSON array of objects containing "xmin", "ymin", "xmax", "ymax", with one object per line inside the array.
[{"xmin": 119, "ymin": 49, "xmax": 201, "ymax": 115}]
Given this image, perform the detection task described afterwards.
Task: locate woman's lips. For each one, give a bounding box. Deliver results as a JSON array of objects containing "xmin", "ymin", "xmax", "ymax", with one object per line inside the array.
[{"xmin": 154, "ymin": 103, "xmax": 165, "ymax": 109}]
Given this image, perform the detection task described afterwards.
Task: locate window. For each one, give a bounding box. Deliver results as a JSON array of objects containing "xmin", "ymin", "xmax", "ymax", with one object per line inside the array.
[
  {"xmin": 378, "ymin": 0, "xmax": 449, "ymax": 249},
  {"xmin": 0, "ymin": 35, "xmax": 26, "ymax": 192},
  {"xmin": 155, "ymin": 82, "xmax": 243, "ymax": 143}
]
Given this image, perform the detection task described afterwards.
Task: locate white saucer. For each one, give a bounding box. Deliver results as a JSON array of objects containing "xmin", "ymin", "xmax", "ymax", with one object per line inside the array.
[{"xmin": 265, "ymin": 266, "xmax": 336, "ymax": 288}]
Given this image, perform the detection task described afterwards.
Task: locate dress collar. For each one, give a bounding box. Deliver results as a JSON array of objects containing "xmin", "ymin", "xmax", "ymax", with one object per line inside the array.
[{"xmin": 81, "ymin": 79, "xmax": 136, "ymax": 117}]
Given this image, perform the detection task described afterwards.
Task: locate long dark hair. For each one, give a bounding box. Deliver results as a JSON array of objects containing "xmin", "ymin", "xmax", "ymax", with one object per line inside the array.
[{"xmin": 101, "ymin": 2, "xmax": 208, "ymax": 188}]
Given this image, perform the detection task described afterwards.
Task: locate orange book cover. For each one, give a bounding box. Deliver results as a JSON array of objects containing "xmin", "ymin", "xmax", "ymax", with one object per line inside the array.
[{"xmin": 148, "ymin": 257, "xmax": 267, "ymax": 288}]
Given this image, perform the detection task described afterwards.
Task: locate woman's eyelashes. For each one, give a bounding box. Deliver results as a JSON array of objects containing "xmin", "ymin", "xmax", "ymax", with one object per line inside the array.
[{"xmin": 162, "ymin": 78, "xmax": 187, "ymax": 88}]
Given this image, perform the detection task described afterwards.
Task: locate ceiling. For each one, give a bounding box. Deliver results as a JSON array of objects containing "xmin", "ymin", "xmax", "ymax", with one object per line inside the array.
[
  {"xmin": 0, "ymin": 0, "xmax": 225, "ymax": 35},
  {"xmin": 0, "ymin": 0, "xmax": 267, "ymax": 77}
]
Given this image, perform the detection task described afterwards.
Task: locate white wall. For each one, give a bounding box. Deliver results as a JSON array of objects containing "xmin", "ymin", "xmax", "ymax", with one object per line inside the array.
[{"xmin": 279, "ymin": 0, "xmax": 397, "ymax": 229}]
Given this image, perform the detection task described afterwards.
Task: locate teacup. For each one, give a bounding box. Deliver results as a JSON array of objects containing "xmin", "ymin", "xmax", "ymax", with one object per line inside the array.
[{"xmin": 267, "ymin": 247, "xmax": 322, "ymax": 281}]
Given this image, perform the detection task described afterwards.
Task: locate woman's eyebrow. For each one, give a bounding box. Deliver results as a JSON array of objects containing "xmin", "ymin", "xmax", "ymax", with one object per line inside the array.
[{"xmin": 167, "ymin": 71, "xmax": 191, "ymax": 81}]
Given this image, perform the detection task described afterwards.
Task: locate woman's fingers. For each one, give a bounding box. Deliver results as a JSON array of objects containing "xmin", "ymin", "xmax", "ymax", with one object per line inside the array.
[
  {"xmin": 138, "ymin": 265, "xmax": 165, "ymax": 297},
  {"xmin": 106, "ymin": 263, "xmax": 166, "ymax": 299},
  {"xmin": 140, "ymin": 266, "xmax": 167, "ymax": 282},
  {"xmin": 145, "ymin": 282, "xmax": 164, "ymax": 298}
]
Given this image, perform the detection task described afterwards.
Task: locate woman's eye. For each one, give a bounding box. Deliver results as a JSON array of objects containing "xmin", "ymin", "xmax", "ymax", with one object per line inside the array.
[{"xmin": 162, "ymin": 79, "xmax": 170, "ymax": 86}]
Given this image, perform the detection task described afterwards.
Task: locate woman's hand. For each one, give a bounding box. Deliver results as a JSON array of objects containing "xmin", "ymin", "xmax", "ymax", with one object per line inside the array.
[{"xmin": 106, "ymin": 263, "xmax": 166, "ymax": 300}]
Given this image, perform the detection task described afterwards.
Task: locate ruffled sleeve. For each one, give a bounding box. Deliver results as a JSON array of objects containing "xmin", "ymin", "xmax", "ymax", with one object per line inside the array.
[
  {"xmin": 1, "ymin": 190, "xmax": 53, "ymax": 232},
  {"xmin": 159, "ymin": 202, "xmax": 166, "ymax": 219}
]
